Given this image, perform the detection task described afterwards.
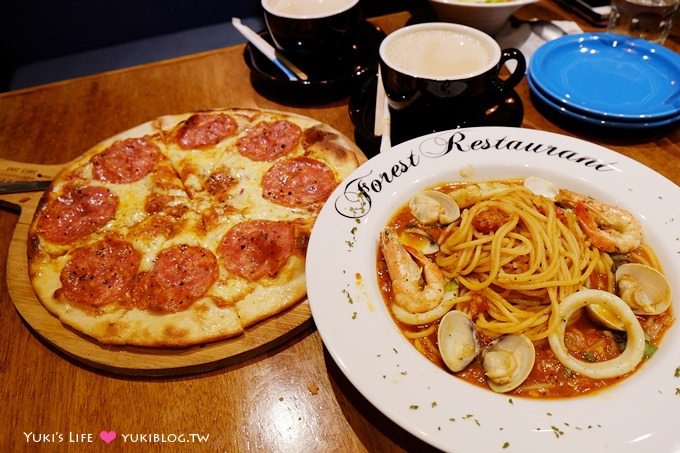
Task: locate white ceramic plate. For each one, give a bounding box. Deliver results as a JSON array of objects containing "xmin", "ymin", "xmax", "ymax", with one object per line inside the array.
[{"xmin": 307, "ymin": 127, "xmax": 680, "ymax": 453}]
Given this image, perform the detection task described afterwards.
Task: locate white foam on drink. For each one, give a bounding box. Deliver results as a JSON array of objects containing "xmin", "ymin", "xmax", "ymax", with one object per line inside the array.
[
  {"xmin": 383, "ymin": 29, "xmax": 494, "ymax": 79},
  {"xmin": 264, "ymin": 0, "xmax": 357, "ymax": 18}
]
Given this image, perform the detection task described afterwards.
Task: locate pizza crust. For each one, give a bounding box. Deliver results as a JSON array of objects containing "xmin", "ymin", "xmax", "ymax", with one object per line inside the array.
[{"xmin": 235, "ymin": 256, "xmax": 307, "ymax": 327}]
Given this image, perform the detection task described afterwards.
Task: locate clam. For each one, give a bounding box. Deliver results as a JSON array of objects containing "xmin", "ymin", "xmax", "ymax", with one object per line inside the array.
[
  {"xmin": 481, "ymin": 334, "xmax": 535, "ymax": 393},
  {"xmin": 399, "ymin": 227, "xmax": 439, "ymax": 255},
  {"xmin": 615, "ymin": 263, "xmax": 671, "ymax": 315},
  {"xmin": 437, "ymin": 310, "xmax": 480, "ymax": 372},
  {"xmin": 523, "ymin": 176, "xmax": 558, "ymax": 199},
  {"xmin": 587, "ymin": 303, "xmax": 626, "ymax": 331},
  {"xmin": 408, "ymin": 190, "xmax": 460, "ymax": 226}
]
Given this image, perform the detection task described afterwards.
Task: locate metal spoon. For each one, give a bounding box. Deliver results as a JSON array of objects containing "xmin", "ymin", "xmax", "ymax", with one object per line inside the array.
[{"xmin": 509, "ymin": 16, "xmax": 569, "ymax": 41}]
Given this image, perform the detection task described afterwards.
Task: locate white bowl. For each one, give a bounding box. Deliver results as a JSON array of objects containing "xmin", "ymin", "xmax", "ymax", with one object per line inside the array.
[{"xmin": 428, "ymin": 0, "xmax": 539, "ymax": 35}]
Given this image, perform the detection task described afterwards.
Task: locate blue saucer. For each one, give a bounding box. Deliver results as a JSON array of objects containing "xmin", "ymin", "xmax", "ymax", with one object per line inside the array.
[
  {"xmin": 528, "ymin": 33, "xmax": 680, "ymax": 122},
  {"xmin": 527, "ymin": 71, "xmax": 680, "ymax": 129}
]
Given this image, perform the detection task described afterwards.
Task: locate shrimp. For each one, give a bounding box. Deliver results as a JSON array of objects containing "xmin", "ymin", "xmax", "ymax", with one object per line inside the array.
[
  {"xmin": 448, "ymin": 182, "xmax": 516, "ymax": 208},
  {"xmin": 556, "ymin": 189, "xmax": 642, "ymax": 253},
  {"xmin": 379, "ymin": 228, "xmax": 445, "ymax": 313}
]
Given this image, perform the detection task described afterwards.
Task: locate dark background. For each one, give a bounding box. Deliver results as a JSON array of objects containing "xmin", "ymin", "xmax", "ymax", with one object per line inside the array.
[{"xmin": 0, "ymin": 0, "xmax": 419, "ymax": 91}]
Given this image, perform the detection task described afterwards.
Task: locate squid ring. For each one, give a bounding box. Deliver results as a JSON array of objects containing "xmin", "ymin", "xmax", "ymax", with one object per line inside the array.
[{"xmin": 548, "ymin": 289, "xmax": 645, "ymax": 379}]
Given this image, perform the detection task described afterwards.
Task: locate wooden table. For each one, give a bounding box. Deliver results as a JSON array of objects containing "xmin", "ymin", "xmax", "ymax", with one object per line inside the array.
[{"xmin": 1, "ymin": 5, "xmax": 678, "ymax": 452}]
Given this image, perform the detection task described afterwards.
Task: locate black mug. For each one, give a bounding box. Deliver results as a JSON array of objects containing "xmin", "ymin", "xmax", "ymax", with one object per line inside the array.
[
  {"xmin": 379, "ymin": 23, "xmax": 526, "ymax": 143},
  {"xmin": 262, "ymin": 0, "xmax": 362, "ymax": 62}
]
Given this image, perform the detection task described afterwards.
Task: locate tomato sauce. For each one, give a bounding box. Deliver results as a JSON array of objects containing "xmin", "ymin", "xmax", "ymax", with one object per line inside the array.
[{"xmin": 381, "ymin": 266, "xmax": 674, "ymax": 398}]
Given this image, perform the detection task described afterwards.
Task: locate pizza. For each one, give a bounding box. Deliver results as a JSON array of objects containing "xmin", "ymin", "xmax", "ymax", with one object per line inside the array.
[{"xmin": 27, "ymin": 108, "xmax": 362, "ymax": 347}]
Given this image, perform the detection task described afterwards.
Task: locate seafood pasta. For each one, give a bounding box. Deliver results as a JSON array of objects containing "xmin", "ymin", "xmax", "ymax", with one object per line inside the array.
[{"xmin": 377, "ymin": 178, "xmax": 673, "ymax": 397}]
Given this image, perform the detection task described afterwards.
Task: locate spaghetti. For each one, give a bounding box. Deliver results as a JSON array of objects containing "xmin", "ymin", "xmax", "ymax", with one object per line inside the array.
[{"xmin": 435, "ymin": 184, "xmax": 599, "ymax": 341}]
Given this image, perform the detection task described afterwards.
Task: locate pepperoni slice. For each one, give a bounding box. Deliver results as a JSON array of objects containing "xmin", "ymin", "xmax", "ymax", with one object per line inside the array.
[
  {"xmin": 132, "ymin": 245, "xmax": 218, "ymax": 312},
  {"xmin": 262, "ymin": 157, "xmax": 337, "ymax": 208},
  {"xmin": 59, "ymin": 239, "xmax": 141, "ymax": 307},
  {"xmin": 91, "ymin": 137, "xmax": 160, "ymax": 183},
  {"xmin": 37, "ymin": 186, "xmax": 118, "ymax": 244},
  {"xmin": 237, "ymin": 120, "xmax": 301, "ymax": 161},
  {"xmin": 218, "ymin": 220, "xmax": 295, "ymax": 281},
  {"xmin": 175, "ymin": 113, "xmax": 237, "ymax": 149}
]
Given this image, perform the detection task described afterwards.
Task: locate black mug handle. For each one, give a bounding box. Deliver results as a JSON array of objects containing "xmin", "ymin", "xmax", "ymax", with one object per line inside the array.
[{"xmin": 497, "ymin": 48, "xmax": 526, "ymax": 91}]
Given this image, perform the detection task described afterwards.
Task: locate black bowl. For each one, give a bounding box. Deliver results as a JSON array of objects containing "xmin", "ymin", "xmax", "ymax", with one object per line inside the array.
[
  {"xmin": 349, "ymin": 74, "xmax": 525, "ymax": 158},
  {"xmin": 263, "ymin": 0, "xmax": 362, "ymax": 61},
  {"xmin": 243, "ymin": 21, "xmax": 385, "ymax": 105}
]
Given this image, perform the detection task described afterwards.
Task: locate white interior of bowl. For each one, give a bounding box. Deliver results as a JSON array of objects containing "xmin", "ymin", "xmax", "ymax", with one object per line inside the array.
[
  {"xmin": 429, "ymin": 0, "xmax": 538, "ymax": 8},
  {"xmin": 262, "ymin": 0, "xmax": 359, "ymax": 19},
  {"xmin": 427, "ymin": 0, "xmax": 539, "ymax": 34}
]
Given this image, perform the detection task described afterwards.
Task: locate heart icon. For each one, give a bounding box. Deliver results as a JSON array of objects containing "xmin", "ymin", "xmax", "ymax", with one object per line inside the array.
[{"xmin": 99, "ymin": 431, "xmax": 116, "ymax": 444}]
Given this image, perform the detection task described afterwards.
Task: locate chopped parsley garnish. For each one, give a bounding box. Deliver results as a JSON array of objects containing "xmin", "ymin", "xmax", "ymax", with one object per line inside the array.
[
  {"xmin": 675, "ymin": 367, "xmax": 680, "ymax": 377},
  {"xmin": 582, "ymin": 351, "xmax": 596, "ymax": 362},
  {"xmin": 643, "ymin": 341, "xmax": 658, "ymax": 358},
  {"xmin": 342, "ymin": 289, "xmax": 353, "ymax": 304},
  {"xmin": 551, "ymin": 426, "xmax": 564, "ymax": 438},
  {"xmin": 502, "ymin": 442, "xmax": 510, "ymax": 449},
  {"xmin": 409, "ymin": 405, "xmax": 419, "ymax": 410},
  {"xmin": 612, "ymin": 330, "xmax": 627, "ymax": 351}
]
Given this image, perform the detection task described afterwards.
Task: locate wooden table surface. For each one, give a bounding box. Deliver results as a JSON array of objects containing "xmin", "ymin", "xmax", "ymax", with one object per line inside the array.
[{"xmin": 1, "ymin": 4, "xmax": 678, "ymax": 452}]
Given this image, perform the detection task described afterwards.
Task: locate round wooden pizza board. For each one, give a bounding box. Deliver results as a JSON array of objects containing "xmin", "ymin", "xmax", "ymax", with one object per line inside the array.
[{"xmin": 0, "ymin": 158, "xmax": 313, "ymax": 376}]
